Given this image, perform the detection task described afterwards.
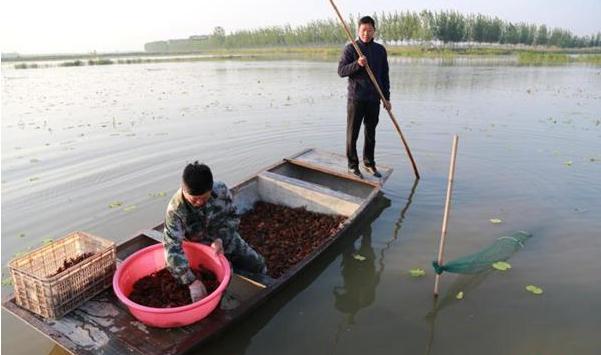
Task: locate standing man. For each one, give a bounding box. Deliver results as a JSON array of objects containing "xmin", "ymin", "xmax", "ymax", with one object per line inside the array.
[
  {"xmin": 163, "ymin": 162, "xmax": 267, "ymax": 302},
  {"xmin": 338, "ymin": 16, "xmax": 390, "ymax": 179}
]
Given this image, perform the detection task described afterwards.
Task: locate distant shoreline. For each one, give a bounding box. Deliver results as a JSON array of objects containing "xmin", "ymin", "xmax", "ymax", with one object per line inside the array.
[{"xmin": 3, "ymin": 45, "xmax": 601, "ymax": 67}]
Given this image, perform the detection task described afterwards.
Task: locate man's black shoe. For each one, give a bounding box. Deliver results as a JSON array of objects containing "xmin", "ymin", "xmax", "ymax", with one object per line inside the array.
[
  {"xmin": 364, "ymin": 166, "xmax": 382, "ymax": 178},
  {"xmin": 348, "ymin": 167, "xmax": 363, "ymax": 179}
]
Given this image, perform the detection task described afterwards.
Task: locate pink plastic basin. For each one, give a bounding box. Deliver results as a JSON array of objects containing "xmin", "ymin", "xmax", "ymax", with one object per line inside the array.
[{"xmin": 113, "ymin": 241, "xmax": 231, "ymax": 328}]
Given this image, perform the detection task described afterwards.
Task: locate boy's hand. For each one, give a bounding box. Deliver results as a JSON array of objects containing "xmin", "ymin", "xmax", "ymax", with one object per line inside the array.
[
  {"xmin": 211, "ymin": 238, "xmax": 223, "ymax": 255},
  {"xmin": 189, "ymin": 280, "xmax": 208, "ymax": 302}
]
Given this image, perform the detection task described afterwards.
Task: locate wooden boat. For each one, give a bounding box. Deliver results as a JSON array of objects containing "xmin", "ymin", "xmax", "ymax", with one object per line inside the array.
[{"xmin": 2, "ymin": 148, "xmax": 393, "ymax": 354}]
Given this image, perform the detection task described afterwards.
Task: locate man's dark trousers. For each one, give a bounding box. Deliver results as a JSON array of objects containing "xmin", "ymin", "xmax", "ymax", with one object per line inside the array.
[{"xmin": 347, "ymin": 99, "xmax": 380, "ymax": 169}]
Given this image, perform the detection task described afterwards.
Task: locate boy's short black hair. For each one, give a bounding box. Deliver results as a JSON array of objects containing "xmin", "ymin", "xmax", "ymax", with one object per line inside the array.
[
  {"xmin": 359, "ymin": 16, "xmax": 376, "ymax": 29},
  {"xmin": 182, "ymin": 161, "xmax": 213, "ymax": 195}
]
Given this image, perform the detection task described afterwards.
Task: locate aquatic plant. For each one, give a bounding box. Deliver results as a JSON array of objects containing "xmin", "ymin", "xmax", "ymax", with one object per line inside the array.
[
  {"xmin": 14, "ymin": 63, "xmax": 39, "ymax": 69},
  {"xmin": 60, "ymin": 60, "xmax": 84, "ymax": 67},
  {"xmin": 88, "ymin": 58, "xmax": 114, "ymax": 65},
  {"xmin": 518, "ymin": 52, "xmax": 570, "ymax": 65}
]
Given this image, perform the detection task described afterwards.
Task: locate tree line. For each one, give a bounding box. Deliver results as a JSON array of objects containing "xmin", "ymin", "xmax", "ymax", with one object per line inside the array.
[{"xmin": 145, "ymin": 10, "xmax": 601, "ymax": 52}]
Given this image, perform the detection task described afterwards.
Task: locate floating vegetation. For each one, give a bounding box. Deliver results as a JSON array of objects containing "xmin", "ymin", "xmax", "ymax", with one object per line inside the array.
[
  {"xmin": 60, "ymin": 60, "xmax": 85, "ymax": 67},
  {"xmin": 388, "ymin": 46, "xmax": 456, "ymax": 59},
  {"xmin": 518, "ymin": 52, "xmax": 570, "ymax": 65},
  {"xmin": 526, "ymin": 285, "xmax": 544, "ymax": 295},
  {"xmin": 564, "ymin": 160, "xmax": 573, "ymax": 166},
  {"xmin": 489, "ymin": 218, "xmax": 503, "ymax": 224},
  {"xmin": 352, "ymin": 254, "xmax": 366, "ymax": 261},
  {"xmin": 14, "ymin": 63, "xmax": 40, "ymax": 69},
  {"xmin": 108, "ymin": 201, "xmax": 124, "ymax": 208},
  {"xmin": 118, "ymin": 58, "xmax": 147, "ymax": 64},
  {"xmin": 29, "ymin": 177, "xmax": 40, "ymax": 182},
  {"xmin": 576, "ymin": 54, "xmax": 601, "ymax": 65},
  {"xmin": 13, "ymin": 251, "xmax": 27, "ymax": 258},
  {"xmin": 8, "ymin": 44, "xmax": 600, "ymax": 73},
  {"xmin": 409, "ymin": 268, "xmax": 426, "ymax": 277},
  {"xmin": 123, "ymin": 205, "xmax": 137, "ymax": 212},
  {"xmin": 149, "ymin": 192, "xmax": 167, "ymax": 198},
  {"xmin": 455, "ymin": 291, "xmax": 464, "ymax": 300},
  {"xmin": 41, "ymin": 238, "xmax": 54, "ymax": 245},
  {"xmin": 18, "ymin": 233, "xmax": 26, "ymax": 239},
  {"xmin": 88, "ymin": 59, "xmax": 114, "ymax": 65},
  {"xmin": 492, "ymin": 261, "xmax": 512, "ymax": 271},
  {"xmin": 1, "ymin": 278, "xmax": 13, "ymax": 286}
]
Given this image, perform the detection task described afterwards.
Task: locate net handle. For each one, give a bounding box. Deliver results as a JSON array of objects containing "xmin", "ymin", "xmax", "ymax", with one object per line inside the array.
[{"xmin": 434, "ymin": 135, "xmax": 459, "ymax": 297}]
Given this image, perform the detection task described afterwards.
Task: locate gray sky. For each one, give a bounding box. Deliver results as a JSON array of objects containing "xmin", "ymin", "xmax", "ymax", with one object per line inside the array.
[{"xmin": 1, "ymin": 0, "xmax": 600, "ymax": 54}]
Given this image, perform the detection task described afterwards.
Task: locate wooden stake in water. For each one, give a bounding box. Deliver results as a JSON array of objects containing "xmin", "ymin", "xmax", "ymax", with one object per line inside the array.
[
  {"xmin": 434, "ymin": 135, "xmax": 459, "ymax": 297},
  {"xmin": 327, "ymin": 0, "xmax": 420, "ymax": 180}
]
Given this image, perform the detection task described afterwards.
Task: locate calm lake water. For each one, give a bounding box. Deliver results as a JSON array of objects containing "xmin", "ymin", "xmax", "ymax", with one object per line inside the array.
[{"xmin": 2, "ymin": 58, "xmax": 600, "ymax": 354}]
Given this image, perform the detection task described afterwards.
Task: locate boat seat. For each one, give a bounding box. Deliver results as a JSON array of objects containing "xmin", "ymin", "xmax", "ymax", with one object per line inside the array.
[
  {"xmin": 257, "ymin": 171, "xmax": 362, "ymax": 217},
  {"xmin": 141, "ymin": 229, "xmax": 164, "ymax": 241}
]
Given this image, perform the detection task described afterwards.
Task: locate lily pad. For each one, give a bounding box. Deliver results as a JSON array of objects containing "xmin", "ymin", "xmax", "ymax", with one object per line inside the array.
[
  {"xmin": 456, "ymin": 291, "xmax": 464, "ymax": 300},
  {"xmin": 409, "ymin": 268, "xmax": 426, "ymax": 277},
  {"xmin": 492, "ymin": 261, "xmax": 512, "ymax": 271},
  {"xmin": 149, "ymin": 192, "xmax": 167, "ymax": 198},
  {"xmin": 123, "ymin": 205, "xmax": 137, "ymax": 212},
  {"xmin": 489, "ymin": 218, "xmax": 503, "ymax": 224},
  {"xmin": 108, "ymin": 201, "xmax": 124, "ymax": 208},
  {"xmin": 13, "ymin": 251, "xmax": 27, "ymax": 258},
  {"xmin": 526, "ymin": 285, "xmax": 543, "ymax": 295},
  {"xmin": 352, "ymin": 254, "xmax": 366, "ymax": 261}
]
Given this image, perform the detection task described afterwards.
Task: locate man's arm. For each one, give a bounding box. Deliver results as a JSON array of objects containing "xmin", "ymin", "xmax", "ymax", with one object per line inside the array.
[
  {"xmin": 164, "ymin": 211, "xmax": 196, "ymax": 285},
  {"xmin": 338, "ymin": 43, "xmax": 362, "ymax": 78},
  {"xmin": 382, "ymin": 47, "xmax": 390, "ymax": 101},
  {"xmin": 208, "ymin": 182, "xmax": 240, "ymax": 252}
]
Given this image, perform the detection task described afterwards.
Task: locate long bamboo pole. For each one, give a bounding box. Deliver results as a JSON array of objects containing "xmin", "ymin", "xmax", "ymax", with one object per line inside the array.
[
  {"xmin": 328, "ymin": 0, "xmax": 420, "ymax": 179},
  {"xmin": 433, "ymin": 135, "xmax": 459, "ymax": 297}
]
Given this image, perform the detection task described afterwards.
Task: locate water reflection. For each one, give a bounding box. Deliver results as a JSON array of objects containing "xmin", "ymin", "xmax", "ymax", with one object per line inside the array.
[
  {"xmin": 334, "ymin": 181, "xmax": 418, "ymax": 324},
  {"xmin": 424, "ymin": 271, "xmax": 493, "ymax": 355},
  {"xmin": 333, "ymin": 227, "xmax": 378, "ymax": 324}
]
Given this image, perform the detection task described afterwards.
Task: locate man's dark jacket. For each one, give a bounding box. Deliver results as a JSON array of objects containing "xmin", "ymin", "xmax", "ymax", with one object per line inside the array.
[{"xmin": 338, "ymin": 39, "xmax": 390, "ymax": 102}]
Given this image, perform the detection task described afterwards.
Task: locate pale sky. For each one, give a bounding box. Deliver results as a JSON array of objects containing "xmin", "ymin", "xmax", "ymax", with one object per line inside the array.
[{"xmin": 1, "ymin": 0, "xmax": 600, "ymax": 54}]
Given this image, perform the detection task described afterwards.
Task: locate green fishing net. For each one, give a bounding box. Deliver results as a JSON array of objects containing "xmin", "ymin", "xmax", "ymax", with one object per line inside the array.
[{"xmin": 432, "ymin": 231, "xmax": 532, "ymax": 274}]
